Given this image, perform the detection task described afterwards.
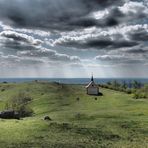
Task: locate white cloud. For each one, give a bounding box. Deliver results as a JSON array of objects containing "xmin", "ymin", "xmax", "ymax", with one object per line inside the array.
[
  {"xmin": 119, "ymin": 1, "xmax": 148, "ymax": 16},
  {"xmin": 0, "ymin": 30, "xmax": 43, "ymax": 46},
  {"xmin": 92, "ymin": 9, "xmax": 109, "ymax": 20},
  {"xmin": 15, "ymin": 28, "xmax": 51, "ymax": 37}
]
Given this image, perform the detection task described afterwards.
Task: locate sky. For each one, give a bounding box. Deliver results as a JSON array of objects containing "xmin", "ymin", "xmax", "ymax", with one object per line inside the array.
[{"xmin": 0, "ymin": 0, "xmax": 148, "ymax": 78}]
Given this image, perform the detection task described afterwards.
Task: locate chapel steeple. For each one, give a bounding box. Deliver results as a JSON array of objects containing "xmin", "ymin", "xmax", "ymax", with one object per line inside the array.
[{"xmin": 91, "ymin": 73, "xmax": 94, "ymax": 81}]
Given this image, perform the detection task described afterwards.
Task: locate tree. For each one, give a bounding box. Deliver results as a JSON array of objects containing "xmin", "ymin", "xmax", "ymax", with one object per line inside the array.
[
  {"xmin": 121, "ymin": 81, "xmax": 128, "ymax": 89},
  {"xmin": 111, "ymin": 80, "xmax": 121, "ymax": 90},
  {"xmin": 132, "ymin": 80, "xmax": 141, "ymax": 89},
  {"xmin": 107, "ymin": 81, "xmax": 111, "ymax": 85}
]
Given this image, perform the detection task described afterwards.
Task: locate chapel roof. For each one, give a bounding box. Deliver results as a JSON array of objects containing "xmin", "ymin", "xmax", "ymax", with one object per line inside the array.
[{"xmin": 85, "ymin": 75, "xmax": 98, "ymax": 88}]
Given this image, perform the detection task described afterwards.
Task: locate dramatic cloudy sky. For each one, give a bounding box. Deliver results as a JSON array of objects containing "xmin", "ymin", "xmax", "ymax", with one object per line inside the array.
[{"xmin": 0, "ymin": 0, "xmax": 148, "ymax": 78}]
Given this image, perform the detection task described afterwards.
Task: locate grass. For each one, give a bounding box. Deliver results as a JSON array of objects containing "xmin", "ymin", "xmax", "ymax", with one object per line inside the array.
[{"xmin": 0, "ymin": 81, "xmax": 147, "ymax": 148}]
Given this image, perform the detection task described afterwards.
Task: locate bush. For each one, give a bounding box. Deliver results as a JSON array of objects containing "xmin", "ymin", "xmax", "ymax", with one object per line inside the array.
[
  {"xmin": 132, "ymin": 93, "xmax": 139, "ymax": 99},
  {"xmin": 132, "ymin": 91, "xmax": 147, "ymax": 99},
  {"xmin": 76, "ymin": 97, "xmax": 80, "ymax": 101},
  {"xmin": 17, "ymin": 105, "xmax": 34, "ymax": 117},
  {"xmin": 141, "ymin": 93, "xmax": 147, "ymax": 98},
  {"xmin": 125, "ymin": 88, "xmax": 132, "ymax": 94},
  {"xmin": 5, "ymin": 91, "xmax": 34, "ymax": 117},
  {"xmin": 1, "ymin": 88, "xmax": 5, "ymax": 92}
]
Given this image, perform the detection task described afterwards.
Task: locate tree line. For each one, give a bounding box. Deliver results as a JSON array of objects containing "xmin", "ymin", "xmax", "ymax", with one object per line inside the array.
[{"xmin": 99, "ymin": 80, "xmax": 148, "ymax": 99}]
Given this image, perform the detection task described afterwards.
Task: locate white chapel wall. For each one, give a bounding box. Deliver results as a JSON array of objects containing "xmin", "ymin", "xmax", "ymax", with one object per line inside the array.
[{"xmin": 87, "ymin": 87, "xmax": 98, "ymax": 95}]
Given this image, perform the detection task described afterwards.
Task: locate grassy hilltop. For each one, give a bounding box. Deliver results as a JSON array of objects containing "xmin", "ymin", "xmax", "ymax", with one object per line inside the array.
[{"xmin": 0, "ymin": 81, "xmax": 147, "ymax": 148}]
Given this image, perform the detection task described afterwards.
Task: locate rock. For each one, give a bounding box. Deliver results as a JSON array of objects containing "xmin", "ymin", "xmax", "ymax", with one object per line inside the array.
[
  {"xmin": 98, "ymin": 92, "xmax": 103, "ymax": 96},
  {"xmin": 95, "ymin": 97, "xmax": 97, "ymax": 100},
  {"xmin": 44, "ymin": 116, "xmax": 52, "ymax": 121},
  {"xmin": 76, "ymin": 97, "xmax": 80, "ymax": 101},
  {"xmin": 0, "ymin": 110, "xmax": 20, "ymax": 120}
]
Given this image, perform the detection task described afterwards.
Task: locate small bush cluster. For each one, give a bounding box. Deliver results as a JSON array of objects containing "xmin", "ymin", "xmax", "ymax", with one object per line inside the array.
[
  {"xmin": 5, "ymin": 92, "xmax": 34, "ymax": 117},
  {"xmin": 1, "ymin": 88, "xmax": 5, "ymax": 92},
  {"xmin": 132, "ymin": 87, "xmax": 148, "ymax": 99}
]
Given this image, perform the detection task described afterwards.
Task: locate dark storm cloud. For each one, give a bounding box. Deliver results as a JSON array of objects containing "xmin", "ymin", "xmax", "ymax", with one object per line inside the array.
[
  {"xmin": 86, "ymin": 39, "xmax": 138, "ymax": 49},
  {"xmin": 0, "ymin": 40, "xmax": 40, "ymax": 52},
  {"xmin": 48, "ymin": 0, "xmax": 148, "ymax": 50},
  {"xmin": 127, "ymin": 28, "xmax": 148, "ymax": 41},
  {"xmin": 81, "ymin": 0, "xmax": 124, "ymax": 8},
  {"xmin": 69, "ymin": 8, "xmax": 123, "ymax": 29},
  {"xmin": 55, "ymin": 36, "xmax": 138, "ymax": 49},
  {"xmin": 96, "ymin": 2, "xmax": 148, "ymax": 28},
  {"xmin": 0, "ymin": 0, "xmax": 124, "ymax": 30},
  {"xmin": 100, "ymin": 8, "xmax": 124, "ymax": 27},
  {"xmin": 121, "ymin": 45, "xmax": 148, "ymax": 54}
]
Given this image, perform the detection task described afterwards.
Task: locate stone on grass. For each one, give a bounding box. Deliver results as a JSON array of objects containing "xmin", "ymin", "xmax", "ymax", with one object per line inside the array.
[{"xmin": 44, "ymin": 116, "xmax": 52, "ymax": 121}]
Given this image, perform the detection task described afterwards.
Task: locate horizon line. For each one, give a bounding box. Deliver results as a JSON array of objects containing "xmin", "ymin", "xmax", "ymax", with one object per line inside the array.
[{"xmin": 0, "ymin": 77, "xmax": 148, "ymax": 79}]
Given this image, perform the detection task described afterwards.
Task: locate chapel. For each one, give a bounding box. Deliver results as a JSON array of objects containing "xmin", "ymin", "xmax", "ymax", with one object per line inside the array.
[{"xmin": 86, "ymin": 75, "xmax": 99, "ymax": 95}]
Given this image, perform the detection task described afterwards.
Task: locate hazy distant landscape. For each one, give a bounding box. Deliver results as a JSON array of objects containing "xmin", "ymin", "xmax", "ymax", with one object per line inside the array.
[
  {"xmin": 0, "ymin": 81, "xmax": 147, "ymax": 148},
  {"xmin": 1, "ymin": 78, "xmax": 148, "ymax": 84}
]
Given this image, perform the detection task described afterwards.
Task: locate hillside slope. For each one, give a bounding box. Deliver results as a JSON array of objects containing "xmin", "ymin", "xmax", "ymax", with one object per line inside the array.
[{"xmin": 0, "ymin": 82, "xmax": 147, "ymax": 148}]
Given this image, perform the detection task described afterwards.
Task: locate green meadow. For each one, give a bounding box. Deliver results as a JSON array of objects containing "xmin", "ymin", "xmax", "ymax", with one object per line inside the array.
[{"xmin": 0, "ymin": 82, "xmax": 147, "ymax": 148}]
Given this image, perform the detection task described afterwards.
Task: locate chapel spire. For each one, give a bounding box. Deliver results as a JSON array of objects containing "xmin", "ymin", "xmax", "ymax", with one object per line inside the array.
[{"xmin": 91, "ymin": 73, "xmax": 94, "ymax": 81}]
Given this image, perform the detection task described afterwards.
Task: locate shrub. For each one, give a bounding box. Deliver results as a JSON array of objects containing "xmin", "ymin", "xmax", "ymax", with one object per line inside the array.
[
  {"xmin": 132, "ymin": 91, "xmax": 147, "ymax": 99},
  {"xmin": 125, "ymin": 88, "xmax": 132, "ymax": 94},
  {"xmin": 5, "ymin": 91, "xmax": 33, "ymax": 117},
  {"xmin": 132, "ymin": 93, "xmax": 139, "ymax": 99},
  {"xmin": 141, "ymin": 93, "xmax": 147, "ymax": 98},
  {"xmin": 1, "ymin": 88, "xmax": 5, "ymax": 92},
  {"xmin": 76, "ymin": 97, "xmax": 80, "ymax": 101},
  {"xmin": 17, "ymin": 105, "xmax": 33, "ymax": 117}
]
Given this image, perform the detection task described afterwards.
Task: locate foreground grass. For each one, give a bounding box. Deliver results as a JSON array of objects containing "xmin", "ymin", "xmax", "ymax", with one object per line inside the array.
[{"xmin": 0, "ymin": 82, "xmax": 147, "ymax": 148}]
